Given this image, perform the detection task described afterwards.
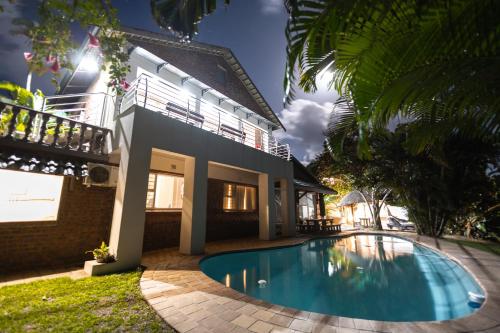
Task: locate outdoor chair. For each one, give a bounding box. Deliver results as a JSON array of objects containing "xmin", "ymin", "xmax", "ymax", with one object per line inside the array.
[
  {"xmin": 387, "ymin": 216, "xmax": 415, "ymax": 231},
  {"xmin": 165, "ymin": 102, "xmax": 205, "ymax": 127},
  {"xmin": 296, "ymin": 219, "xmax": 308, "ymax": 233},
  {"xmin": 219, "ymin": 123, "xmax": 246, "ymax": 143}
]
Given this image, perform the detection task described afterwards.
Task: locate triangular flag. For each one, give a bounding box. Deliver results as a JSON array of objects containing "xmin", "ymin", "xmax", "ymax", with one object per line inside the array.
[
  {"xmin": 24, "ymin": 52, "xmax": 33, "ymax": 62},
  {"xmin": 50, "ymin": 59, "xmax": 60, "ymax": 73},
  {"xmin": 88, "ymin": 32, "xmax": 100, "ymax": 48},
  {"xmin": 120, "ymin": 79, "xmax": 130, "ymax": 91}
]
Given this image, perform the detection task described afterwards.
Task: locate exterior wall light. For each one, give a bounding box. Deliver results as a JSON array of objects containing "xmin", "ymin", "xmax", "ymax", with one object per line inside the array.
[{"xmin": 80, "ymin": 54, "xmax": 100, "ymax": 73}]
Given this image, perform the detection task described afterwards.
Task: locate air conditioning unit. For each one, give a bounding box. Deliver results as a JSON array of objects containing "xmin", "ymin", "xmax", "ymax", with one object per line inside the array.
[{"xmin": 84, "ymin": 163, "xmax": 118, "ymax": 187}]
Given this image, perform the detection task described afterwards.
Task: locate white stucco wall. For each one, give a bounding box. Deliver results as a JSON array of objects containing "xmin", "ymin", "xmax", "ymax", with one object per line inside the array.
[{"xmin": 126, "ymin": 48, "xmax": 273, "ymax": 133}]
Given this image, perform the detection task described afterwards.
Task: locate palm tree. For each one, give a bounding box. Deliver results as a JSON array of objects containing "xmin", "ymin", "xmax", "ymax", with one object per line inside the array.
[{"xmin": 151, "ymin": 0, "xmax": 500, "ymax": 154}]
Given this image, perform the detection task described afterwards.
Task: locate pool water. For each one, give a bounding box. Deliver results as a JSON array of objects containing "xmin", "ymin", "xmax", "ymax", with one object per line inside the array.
[{"xmin": 200, "ymin": 235, "xmax": 484, "ymax": 321}]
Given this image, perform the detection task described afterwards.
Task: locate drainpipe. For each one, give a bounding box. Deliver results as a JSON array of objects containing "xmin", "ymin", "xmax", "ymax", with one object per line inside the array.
[{"xmin": 26, "ymin": 71, "xmax": 32, "ymax": 92}]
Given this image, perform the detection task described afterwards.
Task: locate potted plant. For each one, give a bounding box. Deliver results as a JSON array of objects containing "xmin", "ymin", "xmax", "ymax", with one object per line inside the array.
[{"xmin": 87, "ymin": 242, "xmax": 115, "ymax": 263}]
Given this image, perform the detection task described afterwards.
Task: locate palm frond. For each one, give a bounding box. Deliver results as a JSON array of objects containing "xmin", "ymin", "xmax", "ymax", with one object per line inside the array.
[
  {"xmin": 150, "ymin": 0, "xmax": 230, "ymax": 39},
  {"xmin": 285, "ymin": 0, "xmax": 500, "ymax": 150}
]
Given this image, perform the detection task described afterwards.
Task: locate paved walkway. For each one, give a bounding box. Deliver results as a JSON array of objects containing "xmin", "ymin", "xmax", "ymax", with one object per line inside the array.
[{"xmin": 140, "ymin": 232, "xmax": 500, "ymax": 333}]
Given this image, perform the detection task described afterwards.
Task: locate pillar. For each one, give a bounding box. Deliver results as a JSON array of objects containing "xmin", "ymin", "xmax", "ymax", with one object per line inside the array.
[
  {"xmin": 259, "ymin": 173, "xmax": 276, "ymax": 240},
  {"xmin": 280, "ymin": 178, "xmax": 296, "ymax": 237},
  {"xmin": 107, "ymin": 143, "xmax": 151, "ymax": 267},
  {"xmin": 85, "ymin": 110, "xmax": 152, "ymax": 275},
  {"xmin": 179, "ymin": 156, "xmax": 208, "ymax": 254},
  {"xmin": 319, "ymin": 193, "xmax": 326, "ymax": 217}
]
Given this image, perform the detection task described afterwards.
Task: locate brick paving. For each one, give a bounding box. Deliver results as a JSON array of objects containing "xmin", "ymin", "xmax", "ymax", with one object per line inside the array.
[{"xmin": 141, "ymin": 232, "xmax": 500, "ymax": 333}]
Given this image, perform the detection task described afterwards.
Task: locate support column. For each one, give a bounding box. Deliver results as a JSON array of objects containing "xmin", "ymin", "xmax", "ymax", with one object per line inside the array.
[
  {"xmin": 108, "ymin": 144, "xmax": 151, "ymax": 264},
  {"xmin": 259, "ymin": 173, "xmax": 276, "ymax": 240},
  {"xmin": 319, "ymin": 193, "xmax": 326, "ymax": 217},
  {"xmin": 280, "ymin": 178, "xmax": 296, "ymax": 237},
  {"xmin": 180, "ymin": 156, "xmax": 208, "ymax": 254},
  {"xmin": 85, "ymin": 118, "xmax": 152, "ymax": 275}
]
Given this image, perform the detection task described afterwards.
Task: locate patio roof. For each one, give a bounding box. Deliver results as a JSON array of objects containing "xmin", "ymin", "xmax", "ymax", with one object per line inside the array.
[
  {"xmin": 339, "ymin": 191, "xmax": 370, "ymax": 206},
  {"xmin": 294, "ymin": 179, "xmax": 336, "ymax": 195},
  {"xmin": 292, "ymin": 156, "xmax": 336, "ymax": 195}
]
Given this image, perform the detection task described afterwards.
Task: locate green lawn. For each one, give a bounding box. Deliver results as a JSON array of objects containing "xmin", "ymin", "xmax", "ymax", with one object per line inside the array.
[
  {"xmin": 444, "ymin": 238, "xmax": 500, "ymax": 256},
  {"xmin": 0, "ymin": 271, "xmax": 173, "ymax": 333}
]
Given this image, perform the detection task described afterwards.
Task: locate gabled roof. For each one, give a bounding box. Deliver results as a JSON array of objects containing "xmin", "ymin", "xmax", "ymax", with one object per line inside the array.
[
  {"xmin": 120, "ymin": 26, "xmax": 284, "ymax": 129},
  {"xmin": 292, "ymin": 156, "xmax": 336, "ymax": 195}
]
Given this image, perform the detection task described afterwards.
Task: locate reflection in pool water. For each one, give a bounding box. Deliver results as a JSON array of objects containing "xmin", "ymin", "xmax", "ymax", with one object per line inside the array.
[{"xmin": 200, "ymin": 235, "xmax": 484, "ymax": 321}]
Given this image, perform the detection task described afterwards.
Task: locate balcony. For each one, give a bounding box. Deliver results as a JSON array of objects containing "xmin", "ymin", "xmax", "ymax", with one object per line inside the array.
[
  {"xmin": 120, "ymin": 74, "xmax": 291, "ymax": 160},
  {"xmin": 0, "ymin": 101, "xmax": 111, "ymax": 163}
]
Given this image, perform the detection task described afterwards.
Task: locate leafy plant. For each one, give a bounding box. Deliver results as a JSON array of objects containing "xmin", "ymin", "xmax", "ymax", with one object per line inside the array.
[
  {"xmin": 0, "ymin": 81, "xmax": 34, "ymax": 108},
  {"xmin": 87, "ymin": 241, "xmax": 115, "ymax": 263},
  {"xmin": 316, "ymin": 126, "xmax": 499, "ymax": 237},
  {"xmin": 0, "ymin": 82, "xmax": 48, "ymax": 136},
  {"xmin": 150, "ymin": 0, "xmax": 499, "ymax": 158},
  {"xmin": 7, "ymin": 0, "xmax": 129, "ymax": 93}
]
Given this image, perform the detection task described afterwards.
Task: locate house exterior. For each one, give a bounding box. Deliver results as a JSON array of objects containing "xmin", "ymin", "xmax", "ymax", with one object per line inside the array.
[{"xmin": 0, "ymin": 27, "xmax": 333, "ymax": 275}]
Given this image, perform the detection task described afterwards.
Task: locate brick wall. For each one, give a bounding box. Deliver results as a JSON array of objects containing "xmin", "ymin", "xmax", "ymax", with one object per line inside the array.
[
  {"xmin": 143, "ymin": 211, "xmax": 181, "ymax": 252},
  {"xmin": 206, "ymin": 178, "xmax": 259, "ymax": 241},
  {"xmin": 142, "ymin": 178, "xmax": 258, "ymax": 251},
  {"xmin": 0, "ymin": 177, "xmax": 115, "ymax": 274},
  {"xmin": 0, "ymin": 177, "xmax": 259, "ymax": 273}
]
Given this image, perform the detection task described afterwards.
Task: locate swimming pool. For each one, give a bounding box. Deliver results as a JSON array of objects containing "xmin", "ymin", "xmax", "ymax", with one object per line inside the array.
[{"xmin": 200, "ymin": 235, "xmax": 484, "ymax": 321}]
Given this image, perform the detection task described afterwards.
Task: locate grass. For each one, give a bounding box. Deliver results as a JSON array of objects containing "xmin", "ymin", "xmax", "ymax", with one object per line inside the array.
[
  {"xmin": 444, "ymin": 237, "xmax": 500, "ymax": 256},
  {"xmin": 0, "ymin": 270, "xmax": 173, "ymax": 333}
]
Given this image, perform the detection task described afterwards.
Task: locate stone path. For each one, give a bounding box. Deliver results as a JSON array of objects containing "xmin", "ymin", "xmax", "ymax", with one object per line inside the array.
[{"xmin": 140, "ymin": 232, "xmax": 500, "ymax": 333}]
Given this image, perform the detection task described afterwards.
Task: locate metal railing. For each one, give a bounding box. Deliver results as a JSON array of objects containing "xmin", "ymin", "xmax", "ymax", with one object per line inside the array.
[
  {"xmin": 0, "ymin": 102, "xmax": 111, "ymax": 157},
  {"xmin": 42, "ymin": 92, "xmax": 115, "ymax": 129},
  {"xmin": 120, "ymin": 74, "xmax": 291, "ymax": 160}
]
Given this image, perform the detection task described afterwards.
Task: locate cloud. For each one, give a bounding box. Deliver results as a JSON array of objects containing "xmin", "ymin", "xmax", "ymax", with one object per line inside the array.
[
  {"xmin": 0, "ymin": 1, "xmax": 30, "ymax": 82},
  {"xmin": 259, "ymin": 0, "xmax": 283, "ymax": 14},
  {"xmin": 275, "ymin": 99, "xmax": 333, "ymax": 165}
]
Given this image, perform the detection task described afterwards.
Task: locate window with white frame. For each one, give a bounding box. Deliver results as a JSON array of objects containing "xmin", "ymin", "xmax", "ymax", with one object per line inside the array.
[
  {"xmin": 0, "ymin": 170, "xmax": 64, "ymax": 223},
  {"xmin": 223, "ymin": 183, "xmax": 257, "ymax": 211},
  {"xmin": 298, "ymin": 192, "xmax": 316, "ymax": 219},
  {"xmin": 146, "ymin": 172, "xmax": 184, "ymax": 210}
]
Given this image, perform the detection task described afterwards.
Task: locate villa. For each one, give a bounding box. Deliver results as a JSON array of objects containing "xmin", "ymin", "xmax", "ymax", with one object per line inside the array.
[
  {"xmin": 2, "ymin": 24, "xmax": 500, "ymax": 333},
  {"xmin": 0, "ymin": 27, "xmax": 334, "ymax": 275}
]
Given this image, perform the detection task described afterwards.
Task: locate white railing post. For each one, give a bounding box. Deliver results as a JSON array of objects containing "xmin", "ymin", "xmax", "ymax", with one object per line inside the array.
[
  {"xmin": 239, "ymin": 119, "xmax": 243, "ymax": 143},
  {"xmin": 143, "ymin": 76, "xmax": 148, "ymax": 108},
  {"xmin": 217, "ymin": 111, "xmax": 221, "ymax": 135},
  {"xmin": 113, "ymin": 74, "xmax": 292, "ymax": 160},
  {"xmin": 100, "ymin": 94, "xmax": 107, "ymax": 128},
  {"xmin": 134, "ymin": 78, "xmax": 138, "ymax": 107}
]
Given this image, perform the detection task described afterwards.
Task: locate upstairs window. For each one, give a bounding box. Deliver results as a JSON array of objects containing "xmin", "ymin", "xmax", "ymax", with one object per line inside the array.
[
  {"xmin": 146, "ymin": 172, "xmax": 184, "ymax": 210},
  {"xmin": 216, "ymin": 65, "xmax": 227, "ymax": 86},
  {"xmin": 223, "ymin": 183, "xmax": 257, "ymax": 211},
  {"xmin": 0, "ymin": 170, "xmax": 63, "ymax": 223}
]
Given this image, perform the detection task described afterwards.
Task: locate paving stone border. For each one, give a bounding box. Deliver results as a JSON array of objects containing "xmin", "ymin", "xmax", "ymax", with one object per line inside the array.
[{"xmin": 140, "ymin": 233, "xmax": 500, "ymax": 333}]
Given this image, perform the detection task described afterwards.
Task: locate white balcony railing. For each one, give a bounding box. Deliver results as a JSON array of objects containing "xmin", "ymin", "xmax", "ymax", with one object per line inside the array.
[
  {"xmin": 42, "ymin": 92, "xmax": 115, "ymax": 129},
  {"xmin": 120, "ymin": 74, "xmax": 291, "ymax": 160}
]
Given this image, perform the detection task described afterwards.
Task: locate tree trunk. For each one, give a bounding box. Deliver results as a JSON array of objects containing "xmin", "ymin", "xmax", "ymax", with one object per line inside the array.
[{"xmin": 372, "ymin": 201, "xmax": 383, "ymax": 230}]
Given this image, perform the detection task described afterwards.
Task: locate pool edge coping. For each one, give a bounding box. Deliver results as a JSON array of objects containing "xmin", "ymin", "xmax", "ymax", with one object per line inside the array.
[
  {"xmin": 198, "ymin": 232, "xmax": 487, "ymax": 323},
  {"xmin": 141, "ymin": 232, "xmax": 500, "ymax": 333}
]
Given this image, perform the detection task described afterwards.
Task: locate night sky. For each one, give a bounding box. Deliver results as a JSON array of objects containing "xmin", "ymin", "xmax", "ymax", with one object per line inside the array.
[{"xmin": 0, "ymin": 0, "xmax": 339, "ymax": 163}]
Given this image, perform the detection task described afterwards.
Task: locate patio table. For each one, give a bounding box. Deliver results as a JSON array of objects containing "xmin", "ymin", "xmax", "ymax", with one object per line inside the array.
[{"xmin": 303, "ymin": 218, "xmax": 342, "ymax": 233}]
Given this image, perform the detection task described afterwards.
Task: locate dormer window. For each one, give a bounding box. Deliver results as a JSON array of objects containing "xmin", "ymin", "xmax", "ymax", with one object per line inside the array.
[{"xmin": 216, "ymin": 65, "xmax": 227, "ymax": 86}]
